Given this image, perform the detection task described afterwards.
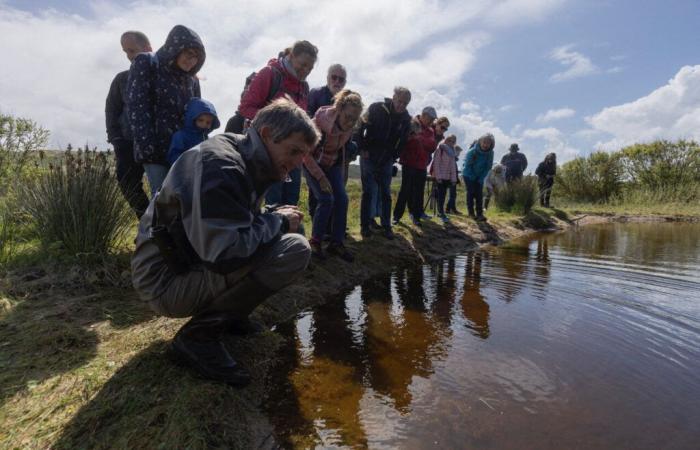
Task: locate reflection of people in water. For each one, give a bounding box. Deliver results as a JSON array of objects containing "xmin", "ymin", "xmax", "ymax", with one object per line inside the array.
[
  {"xmin": 498, "ymin": 244, "xmax": 529, "ymax": 303},
  {"xmin": 534, "ymin": 237, "xmax": 552, "ymax": 285},
  {"xmin": 432, "ymin": 259, "xmax": 457, "ymax": 326},
  {"xmin": 460, "ymin": 252, "xmax": 491, "ymax": 339}
]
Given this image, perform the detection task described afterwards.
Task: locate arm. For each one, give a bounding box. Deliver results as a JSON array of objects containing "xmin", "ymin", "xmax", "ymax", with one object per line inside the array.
[
  {"xmin": 238, "ymin": 67, "xmax": 274, "ymax": 119},
  {"xmin": 482, "ymin": 152, "xmax": 494, "ymax": 183},
  {"xmin": 105, "ymin": 73, "xmax": 124, "ymax": 144},
  {"xmin": 521, "ymin": 154, "xmax": 528, "ymax": 172},
  {"xmin": 127, "ymin": 54, "xmax": 157, "ymax": 160},
  {"xmin": 393, "ymin": 116, "xmax": 411, "ymax": 160},
  {"xmin": 302, "ymin": 154, "xmax": 327, "ymax": 184},
  {"xmin": 193, "ymin": 77, "xmax": 201, "ymax": 98}
]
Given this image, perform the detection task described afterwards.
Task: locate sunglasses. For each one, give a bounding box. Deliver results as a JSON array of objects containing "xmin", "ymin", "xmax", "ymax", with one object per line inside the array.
[{"xmin": 330, "ymin": 74, "xmax": 346, "ymax": 83}]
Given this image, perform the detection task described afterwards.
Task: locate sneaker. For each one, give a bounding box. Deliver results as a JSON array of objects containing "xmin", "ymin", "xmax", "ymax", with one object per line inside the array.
[
  {"xmin": 326, "ymin": 242, "xmax": 354, "ymax": 263},
  {"xmin": 440, "ymin": 214, "xmax": 449, "ymax": 223},
  {"xmin": 384, "ymin": 228, "xmax": 395, "ymax": 240},
  {"xmin": 310, "ymin": 240, "xmax": 326, "ymax": 260},
  {"xmin": 476, "ymin": 214, "xmax": 487, "ymax": 222}
]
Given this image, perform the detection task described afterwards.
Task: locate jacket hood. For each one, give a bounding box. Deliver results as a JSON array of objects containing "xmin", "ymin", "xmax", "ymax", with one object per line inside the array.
[
  {"xmin": 183, "ymin": 98, "xmax": 220, "ymax": 132},
  {"xmin": 157, "ymin": 25, "xmax": 206, "ymax": 75}
]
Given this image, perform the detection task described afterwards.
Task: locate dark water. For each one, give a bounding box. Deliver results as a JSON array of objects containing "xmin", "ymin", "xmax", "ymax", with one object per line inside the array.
[{"xmin": 267, "ymin": 223, "xmax": 700, "ymax": 449}]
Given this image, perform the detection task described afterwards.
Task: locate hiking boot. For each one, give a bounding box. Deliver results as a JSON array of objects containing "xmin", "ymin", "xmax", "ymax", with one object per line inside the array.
[
  {"xmin": 171, "ymin": 313, "xmax": 251, "ymax": 386},
  {"xmin": 370, "ymin": 219, "xmax": 383, "ymax": 230},
  {"xmin": 227, "ymin": 317, "xmax": 266, "ymax": 336},
  {"xmin": 384, "ymin": 228, "xmax": 395, "ymax": 240},
  {"xmin": 476, "ymin": 214, "xmax": 487, "ymax": 222},
  {"xmin": 310, "ymin": 240, "xmax": 326, "ymax": 260},
  {"xmin": 326, "ymin": 241, "xmax": 354, "ymax": 263},
  {"xmin": 361, "ymin": 227, "xmax": 372, "ymax": 238}
]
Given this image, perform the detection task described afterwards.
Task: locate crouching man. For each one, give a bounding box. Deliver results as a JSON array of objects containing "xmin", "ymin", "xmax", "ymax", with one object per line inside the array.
[{"xmin": 131, "ymin": 99, "xmax": 318, "ymax": 386}]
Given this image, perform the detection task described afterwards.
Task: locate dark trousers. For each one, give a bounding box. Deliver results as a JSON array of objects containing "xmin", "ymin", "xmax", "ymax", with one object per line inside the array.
[
  {"xmin": 447, "ymin": 182, "xmax": 458, "ymax": 211},
  {"xmin": 393, "ymin": 166, "xmax": 425, "ymax": 220},
  {"xmin": 113, "ymin": 140, "xmax": 149, "ymax": 219},
  {"xmin": 304, "ymin": 164, "xmax": 348, "ymax": 244},
  {"xmin": 436, "ymin": 180, "xmax": 449, "ymax": 216},
  {"xmin": 360, "ymin": 158, "xmax": 392, "ymax": 230},
  {"xmin": 539, "ymin": 178, "xmax": 554, "ymax": 206},
  {"xmin": 266, "ymin": 167, "xmax": 301, "ymax": 206},
  {"xmin": 465, "ymin": 178, "xmax": 484, "ymax": 216}
]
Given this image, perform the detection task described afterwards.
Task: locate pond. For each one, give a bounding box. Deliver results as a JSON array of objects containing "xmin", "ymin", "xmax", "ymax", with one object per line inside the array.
[{"xmin": 266, "ymin": 223, "xmax": 700, "ymax": 449}]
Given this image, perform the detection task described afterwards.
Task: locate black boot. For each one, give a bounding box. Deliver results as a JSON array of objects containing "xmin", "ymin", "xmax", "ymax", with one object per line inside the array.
[
  {"xmin": 208, "ymin": 275, "xmax": 275, "ymax": 335},
  {"xmin": 171, "ymin": 313, "xmax": 251, "ymax": 386}
]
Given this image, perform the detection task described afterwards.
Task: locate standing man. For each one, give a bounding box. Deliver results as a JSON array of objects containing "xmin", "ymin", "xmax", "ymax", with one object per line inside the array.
[
  {"xmin": 414, "ymin": 106, "xmax": 438, "ymax": 220},
  {"xmin": 359, "ymin": 87, "xmax": 412, "ymax": 239},
  {"xmin": 105, "ymin": 31, "xmax": 151, "ymax": 218},
  {"xmin": 501, "ymin": 143, "xmax": 528, "ymax": 182},
  {"xmin": 131, "ymin": 99, "xmax": 317, "ymax": 385}
]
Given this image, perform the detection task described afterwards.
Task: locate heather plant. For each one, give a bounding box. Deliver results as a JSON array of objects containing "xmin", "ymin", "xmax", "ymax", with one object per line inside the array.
[
  {"xmin": 494, "ymin": 175, "xmax": 537, "ymax": 214},
  {"xmin": 19, "ymin": 145, "xmax": 133, "ymax": 256}
]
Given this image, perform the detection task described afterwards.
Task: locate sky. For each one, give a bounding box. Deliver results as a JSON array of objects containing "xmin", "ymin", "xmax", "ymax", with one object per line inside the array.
[{"xmin": 1, "ymin": 0, "xmax": 699, "ymax": 168}]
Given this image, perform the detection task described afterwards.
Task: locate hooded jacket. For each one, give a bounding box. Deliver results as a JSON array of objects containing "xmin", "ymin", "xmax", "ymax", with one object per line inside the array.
[
  {"xmin": 307, "ymin": 85, "xmax": 333, "ymax": 118},
  {"xmin": 127, "ymin": 25, "xmax": 204, "ymax": 164},
  {"xmin": 360, "ymin": 98, "xmax": 411, "ymax": 165},
  {"xmin": 535, "ymin": 157, "xmax": 557, "ymax": 187},
  {"xmin": 501, "ymin": 151, "xmax": 528, "ymax": 178},
  {"xmin": 462, "ymin": 141, "xmax": 494, "ymax": 184},
  {"xmin": 131, "ymin": 130, "xmax": 288, "ymax": 302},
  {"xmin": 430, "ymin": 143, "xmax": 458, "ymax": 182},
  {"xmin": 400, "ymin": 117, "xmax": 436, "ymax": 170},
  {"xmin": 484, "ymin": 164, "xmax": 507, "ymax": 192},
  {"xmin": 238, "ymin": 57, "xmax": 309, "ymax": 119},
  {"xmin": 166, "ymin": 98, "xmax": 220, "ymax": 165},
  {"xmin": 303, "ymin": 105, "xmax": 354, "ymax": 182}
]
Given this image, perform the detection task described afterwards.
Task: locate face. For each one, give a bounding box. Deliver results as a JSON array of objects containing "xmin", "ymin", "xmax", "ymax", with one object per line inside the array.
[
  {"xmin": 392, "ymin": 92, "xmax": 411, "ymax": 114},
  {"xmin": 480, "ymin": 137, "xmax": 493, "ymax": 150},
  {"xmin": 445, "ymin": 138, "xmax": 456, "ymax": 147},
  {"xmin": 435, "ymin": 121, "xmax": 449, "ymax": 134},
  {"xmin": 419, "ymin": 112, "xmax": 434, "ymax": 127},
  {"xmin": 261, "ymin": 129, "xmax": 312, "ymax": 181},
  {"xmin": 338, "ymin": 104, "xmax": 361, "ymax": 131},
  {"xmin": 121, "ymin": 35, "xmax": 150, "ymax": 62},
  {"xmin": 327, "ymin": 69, "xmax": 347, "ymax": 94},
  {"xmin": 289, "ymin": 52, "xmax": 316, "ymax": 81},
  {"xmin": 176, "ymin": 48, "xmax": 200, "ymax": 73},
  {"xmin": 195, "ymin": 113, "xmax": 214, "ymax": 130}
]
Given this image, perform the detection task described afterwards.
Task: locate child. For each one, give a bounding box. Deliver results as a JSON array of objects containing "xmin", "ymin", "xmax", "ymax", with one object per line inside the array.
[
  {"xmin": 167, "ymin": 98, "xmax": 220, "ymax": 165},
  {"xmin": 430, "ymin": 134, "xmax": 458, "ymax": 222},
  {"xmin": 483, "ymin": 164, "xmax": 507, "ymax": 210}
]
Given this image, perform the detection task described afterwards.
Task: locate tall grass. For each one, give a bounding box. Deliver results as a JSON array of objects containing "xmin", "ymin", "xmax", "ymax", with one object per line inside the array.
[
  {"xmin": 19, "ymin": 147, "xmax": 134, "ymax": 256},
  {"xmin": 493, "ymin": 176, "xmax": 537, "ymax": 214}
]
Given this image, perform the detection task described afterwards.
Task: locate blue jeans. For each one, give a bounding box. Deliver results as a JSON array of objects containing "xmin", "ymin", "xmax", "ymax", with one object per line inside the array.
[
  {"xmin": 360, "ymin": 158, "xmax": 392, "ymax": 230},
  {"xmin": 265, "ymin": 167, "xmax": 301, "ymax": 206},
  {"xmin": 303, "ymin": 165, "xmax": 348, "ymax": 243},
  {"xmin": 143, "ymin": 163, "xmax": 169, "ymax": 197}
]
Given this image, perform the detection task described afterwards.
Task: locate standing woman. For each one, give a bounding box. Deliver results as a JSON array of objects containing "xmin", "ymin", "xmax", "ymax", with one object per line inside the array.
[
  {"xmin": 127, "ymin": 25, "xmax": 205, "ymax": 195},
  {"xmin": 462, "ymin": 133, "xmax": 495, "ymax": 221},
  {"xmin": 303, "ymin": 90, "xmax": 363, "ymax": 262},
  {"xmin": 535, "ymin": 153, "xmax": 557, "ymax": 207},
  {"xmin": 430, "ymin": 135, "xmax": 458, "ymax": 222}
]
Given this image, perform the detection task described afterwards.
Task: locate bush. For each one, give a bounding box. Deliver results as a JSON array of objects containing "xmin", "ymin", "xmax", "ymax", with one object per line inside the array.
[
  {"xmin": 556, "ymin": 151, "xmax": 623, "ymax": 202},
  {"xmin": 494, "ymin": 176, "xmax": 537, "ymax": 214},
  {"xmin": 19, "ymin": 146, "xmax": 133, "ymax": 256},
  {"xmin": 0, "ymin": 113, "xmax": 49, "ymax": 196},
  {"xmin": 618, "ymin": 140, "xmax": 700, "ymax": 190}
]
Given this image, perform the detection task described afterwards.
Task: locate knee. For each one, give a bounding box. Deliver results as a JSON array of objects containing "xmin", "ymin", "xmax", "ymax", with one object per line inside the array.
[{"xmin": 280, "ymin": 233, "xmax": 311, "ymax": 273}]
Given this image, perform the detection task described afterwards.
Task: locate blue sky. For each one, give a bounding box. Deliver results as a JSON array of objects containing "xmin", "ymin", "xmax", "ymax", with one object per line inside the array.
[{"xmin": 1, "ymin": 0, "xmax": 698, "ymax": 168}]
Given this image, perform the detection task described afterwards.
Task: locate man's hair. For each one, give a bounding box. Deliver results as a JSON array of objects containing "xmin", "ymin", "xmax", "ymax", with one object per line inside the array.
[
  {"xmin": 291, "ymin": 40, "xmax": 319, "ymax": 60},
  {"xmin": 333, "ymin": 89, "xmax": 363, "ymax": 111},
  {"xmin": 437, "ymin": 116, "xmax": 450, "ymax": 127},
  {"xmin": 120, "ymin": 31, "xmax": 150, "ymax": 48},
  {"xmin": 327, "ymin": 63, "xmax": 346, "ymax": 75},
  {"xmin": 251, "ymin": 98, "xmax": 320, "ymax": 147},
  {"xmin": 394, "ymin": 86, "xmax": 411, "ymax": 100}
]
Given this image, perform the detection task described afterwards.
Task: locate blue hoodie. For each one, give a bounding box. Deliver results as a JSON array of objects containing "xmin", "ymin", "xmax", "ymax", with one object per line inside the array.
[
  {"xmin": 462, "ymin": 140, "xmax": 494, "ymax": 184},
  {"xmin": 166, "ymin": 98, "xmax": 220, "ymax": 165}
]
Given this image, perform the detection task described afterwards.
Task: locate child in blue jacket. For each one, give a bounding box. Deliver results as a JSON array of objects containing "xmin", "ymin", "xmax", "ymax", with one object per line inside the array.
[
  {"xmin": 462, "ymin": 133, "xmax": 495, "ymax": 221},
  {"xmin": 167, "ymin": 98, "xmax": 220, "ymax": 165}
]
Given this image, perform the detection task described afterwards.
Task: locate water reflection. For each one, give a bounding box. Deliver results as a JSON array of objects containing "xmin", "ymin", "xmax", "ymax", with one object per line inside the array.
[{"xmin": 268, "ymin": 223, "xmax": 700, "ymax": 449}]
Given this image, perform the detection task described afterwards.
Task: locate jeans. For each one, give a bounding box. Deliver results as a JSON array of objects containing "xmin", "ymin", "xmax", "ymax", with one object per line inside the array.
[
  {"xmin": 465, "ymin": 178, "xmax": 484, "ymax": 216},
  {"xmin": 304, "ymin": 164, "xmax": 348, "ymax": 244},
  {"xmin": 143, "ymin": 163, "xmax": 169, "ymax": 197},
  {"xmin": 360, "ymin": 157, "xmax": 392, "ymax": 230},
  {"xmin": 113, "ymin": 140, "xmax": 149, "ymax": 218},
  {"xmin": 266, "ymin": 167, "xmax": 301, "ymax": 206},
  {"xmin": 393, "ymin": 166, "xmax": 423, "ymax": 220}
]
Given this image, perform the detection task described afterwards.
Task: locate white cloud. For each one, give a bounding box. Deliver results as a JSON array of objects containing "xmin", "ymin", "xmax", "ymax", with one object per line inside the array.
[
  {"xmin": 498, "ymin": 104, "xmax": 516, "ymax": 112},
  {"xmin": 586, "ymin": 65, "xmax": 700, "ymax": 149},
  {"xmin": 519, "ymin": 127, "xmax": 580, "ymax": 163},
  {"xmin": 0, "ymin": 0, "xmax": 566, "ymax": 149},
  {"xmin": 535, "ymin": 107, "xmax": 575, "ymax": 123},
  {"xmin": 549, "ymin": 44, "xmax": 599, "ymax": 82}
]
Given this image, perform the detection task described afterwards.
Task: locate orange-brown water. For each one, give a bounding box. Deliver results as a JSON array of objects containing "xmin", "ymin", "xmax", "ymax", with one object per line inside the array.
[{"xmin": 267, "ymin": 223, "xmax": 700, "ymax": 449}]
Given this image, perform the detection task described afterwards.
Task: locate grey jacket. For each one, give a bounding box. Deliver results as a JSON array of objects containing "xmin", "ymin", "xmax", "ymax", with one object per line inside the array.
[{"xmin": 131, "ymin": 130, "xmax": 287, "ymax": 301}]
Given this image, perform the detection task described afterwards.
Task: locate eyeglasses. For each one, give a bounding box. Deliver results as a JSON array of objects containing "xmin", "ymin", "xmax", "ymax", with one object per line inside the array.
[{"xmin": 330, "ymin": 74, "xmax": 346, "ymax": 83}]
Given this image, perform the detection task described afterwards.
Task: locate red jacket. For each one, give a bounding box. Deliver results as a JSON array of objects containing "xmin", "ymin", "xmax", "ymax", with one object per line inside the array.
[
  {"xmin": 399, "ymin": 119, "xmax": 436, "ymax": 170},
  {"xmin": 238, "ymin": 58, "xmax": 309, "ymax": 119}
]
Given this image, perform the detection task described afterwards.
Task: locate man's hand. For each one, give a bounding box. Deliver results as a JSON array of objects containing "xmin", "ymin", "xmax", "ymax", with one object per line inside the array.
[
  {"xmin": 319, "ymin": 177, "xmax": 333, "ymax": 194},
  {"xmin": 275, "ymin": 205, "xmax": 304, "ymax": 233}
]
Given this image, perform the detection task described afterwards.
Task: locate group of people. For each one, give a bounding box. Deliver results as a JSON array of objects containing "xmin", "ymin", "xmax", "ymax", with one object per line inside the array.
[{"xmin": 105, "ymin": 25, "xmax": 558, "ymax": 386}]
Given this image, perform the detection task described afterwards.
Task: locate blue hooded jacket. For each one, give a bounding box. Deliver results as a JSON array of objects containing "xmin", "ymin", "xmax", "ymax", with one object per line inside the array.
[
  {"xmin": 462, "ymin": 140, "xmax": 494, "ymax": 184},
  {"xmin": 167, "ymin": 98, "xmax": 220, "ymax": 165},
  {"xmin": 127, "ymin": 25, "xmax": 205, "ymax": 164}
]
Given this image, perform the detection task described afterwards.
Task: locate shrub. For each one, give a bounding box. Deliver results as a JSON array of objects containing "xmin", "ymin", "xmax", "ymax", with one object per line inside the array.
[
  {"xmin": 0, "ymin": 113, "xmax": 49, "ymax": 196},
  {"xmin": 618, "ymin": 140, "xmax": 700, "ymax": 190},
  {"xmin": 556, "ymin": 151, "xmax": 623, "ymax": 202},
  {"xmin": 19, "ymin": 146, "xmax": 133, "ymax": 256},
  {"xmin": 494, "ymin": 176, "xmax": 537, "ymax": 214}
]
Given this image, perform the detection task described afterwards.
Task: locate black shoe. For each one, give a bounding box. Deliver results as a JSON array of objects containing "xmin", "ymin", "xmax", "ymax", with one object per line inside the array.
[
  {"xmin": 226, "ymin": 317, "xmax": 266, "ymax": 336},
  {"xmin": 476, "ymin": 214, "xmax": 487, "ymax": 222},
  {"xmin": 310, "ymin": 240, "xmax": 326, "ymax": 260},
  {"xmin": 370, "ymin": 219, "xmax": 383, "ymax": 230},
  {"xmin": 171, "ymin": 314, "xmax": 251, "ymax": 386},
  {"xmin": 326, "ymin": 241, "xmax": 354, "ymax": 262},
  {"xmin": 361, "ymin": 227, "xmax": 372, "ymax": 238},
  {"xmin": 384, "ymin": 228, "xmax": 395, "ymax": 240},
  {"xmin": 451, "ymin": 208, "xmax": 462, "ymax": 215},
  {"xmin": 468, "ymin": 212, "xmax": 476, "ymax": 219}
]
